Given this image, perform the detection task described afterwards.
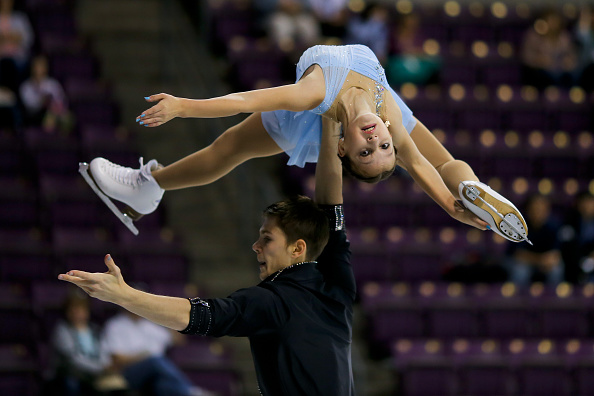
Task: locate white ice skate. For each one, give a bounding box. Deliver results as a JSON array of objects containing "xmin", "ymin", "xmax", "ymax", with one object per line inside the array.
[
  {"xmin": 459, "ymin": 181, "xmax": 532, "ymax": 244},
  {"xmin": 79, "ymin": 157, "xmax": 164, "ymax": 235}
]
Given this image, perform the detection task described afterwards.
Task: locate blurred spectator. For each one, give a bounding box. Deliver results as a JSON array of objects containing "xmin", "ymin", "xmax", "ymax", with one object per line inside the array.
[
  {"xmin": 344, "ymin": 4, "xmax": 389, "ymax": 63},
  {"xmin": 520, "ymin": 9, "xmax": 579, "ymax": 90},
  {"xmin": 101, "ymin": 309, "xmax": 212, "ymax": 396},
  {"xmin": 0, "ymin": 0, "xmax": 34, "ymax": 92},
  {"xmin": 48, "ymin": 291, "xmax": 111, "ymax": 396},
  {"xmin": 308, "ymin": 0, "xmax": 349, "ymax": 40},
  {"xmin": 19, "ymin": 54, "xmax": 73, "ymax": 133},
  {"xmin": 575, "ymin": 5, "xmax": 594, "ymax": 91},
  {"xmin": 386, "ymin": 13, "xmax": 441, "ymax": 87},
  {"xmin": 505, "ymin": 194, "xmax": 564, "ymax": 287},
  {"xmin": 267, "ymin": 0, "xmax": 320, "ymax": 52},
  {"xmin": 559, "ymin": 191, "xmax": 594, "ymax": 283}
]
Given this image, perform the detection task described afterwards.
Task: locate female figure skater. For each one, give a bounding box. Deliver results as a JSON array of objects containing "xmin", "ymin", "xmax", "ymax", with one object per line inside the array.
[{"xmin": 85, "ymin": 44, "xmax": 529, "ymax": 243}]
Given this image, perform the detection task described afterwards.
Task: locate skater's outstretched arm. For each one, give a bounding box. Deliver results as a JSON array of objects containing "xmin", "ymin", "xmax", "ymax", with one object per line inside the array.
[
  {"xmin": 384, "ymin": 95, "xmax": 487, "ymax": 230},
  {"xmin": 137, "ymin": 69, "xmax": 326, "ymax": 127},
  {"xmin": 58, "ymin": 255, "xmax": 191, "ymax": 331}
]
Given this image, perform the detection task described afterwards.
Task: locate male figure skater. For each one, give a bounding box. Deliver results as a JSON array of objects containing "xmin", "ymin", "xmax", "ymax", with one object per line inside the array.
[{"xmin": 60, "ymin": 119, "xmax": 356, "ymax": 395}]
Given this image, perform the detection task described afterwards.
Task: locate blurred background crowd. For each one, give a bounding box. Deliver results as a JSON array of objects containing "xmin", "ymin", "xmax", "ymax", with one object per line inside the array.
[{"xmin": 0, "ymin": 0, "xmax": 593, "ymax": 395}]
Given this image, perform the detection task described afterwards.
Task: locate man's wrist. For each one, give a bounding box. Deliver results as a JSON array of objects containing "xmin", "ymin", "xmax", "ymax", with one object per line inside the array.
[{"xmin": 319, "ymin": 204, "xmax": 345, "ymax": 231}]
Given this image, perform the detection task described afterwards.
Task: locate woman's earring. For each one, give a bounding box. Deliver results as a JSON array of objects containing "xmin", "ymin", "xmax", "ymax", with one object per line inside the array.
[{"xmin": 385, "ymin": 120, "xmax": 391, "ymax": 128}]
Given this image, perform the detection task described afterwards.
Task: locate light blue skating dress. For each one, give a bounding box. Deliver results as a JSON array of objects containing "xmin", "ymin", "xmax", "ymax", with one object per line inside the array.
[{"xmin": 261, "ymin": 44, "xmax": 417, "ymax": 167}]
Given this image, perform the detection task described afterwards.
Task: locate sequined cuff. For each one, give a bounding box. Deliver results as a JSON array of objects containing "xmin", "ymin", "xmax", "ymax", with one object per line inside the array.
[
  {"xmin": 319, "ymin": 204, "xmax": 345, "ymax": 231},
  {"xmin": 179, "ymin": 297, "xmax": 212, "ymax": 336}
]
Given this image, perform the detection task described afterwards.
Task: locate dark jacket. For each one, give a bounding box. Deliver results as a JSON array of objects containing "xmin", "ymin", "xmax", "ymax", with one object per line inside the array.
[{"xmin": 181, "ymin": 210, "xmax": 356, "ymax": 396}]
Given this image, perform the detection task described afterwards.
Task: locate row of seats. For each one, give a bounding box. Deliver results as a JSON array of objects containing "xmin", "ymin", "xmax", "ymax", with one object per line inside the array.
[
  {"xmin": 391, "ymin": 338, "xmax": 594, "ymax": 396},
  {"xmin": 0, "ymin": 1, "xmax": 244, "ymax": 395}
]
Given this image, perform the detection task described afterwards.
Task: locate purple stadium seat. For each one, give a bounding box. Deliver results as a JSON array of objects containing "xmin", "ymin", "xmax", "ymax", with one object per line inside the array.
[
  {"xmin": 481, "ymin": 62, "xmax": 522, "ymax": 86},
  {"xmin": 392, "ymin": 339, "xmax": 448, "ymax": 370},
  {"xmin": 0, "ymin": 254, "xmax": 55, "ymax": 283},
  {"xmin": 369, "ymin": 308, "xmax": 425, "ymax": 345},
  {"xmin": 183, "ymin": 369, "xmax": 242, "ymax": 396},
  {"xmin": 0, "ymin": 308, "xmax": 38, "ymax": 345},
  {"xmin": 426, "ymin": 307, "xmax": 479, "ymax": 338},
  {"xmin": 0, "ymin": 283, "xmax": 30, "ymax": 308},
  {"xmin": 0, "ymin": 196, "xmax": 38, "ymax": 227},
  {"xmin": 52, "ymin": 226, "xmax": 115, "ymax": 255},
  {"xmin": 481, "ymin": 307, "xmax": 533, "ymax": 338},
  {"xmin": 47, "ymin": 200, "xmax": 112, "ymax": 228},
  {"xmin": 228, "ymin": 40, "xmax": 284, "ymax": 91},
  {"xmin": 351, "ymin": 251, "xmax": 390, "ymax": 284},
  {"xmin": 169, "ymin": 339, "xmax": 233, "ymax": 369},
  {"xmin": 116, "ymin": 227, "xmax": 179, "ymax": 255},
  {"xmin": 359, "ymin": 281, "xmax": 413, "ymax": 311},
  {"xmin": 49, "ymin": 53, "xmax": 98, "ymax": 82},
  {"xmin": 127, "ymin": 254, "xmax": 188, "ymax": 283},
  {"xmin": 517, "ymin": 363, "xmax": 572, "ymax": 396},
  {"xmin": 400, "ymin": 364, "xmax": 457, "ymax": 396},
  {"xmin": 451, "ymin": 339, "xmax": 514, "ymax": 396},
  {"xmin": 38, "ymin": 173, "xmax": 95, "ymax": 202},
  {"xmin": 64, "ymin": 78, "xmax": 111, "ymax": 102},
  {"xmin": 0, "ymin": 227, "xmax": 51, "ymax": 255},
  {"xmin": 389, "ymin": 251, "xmax": 444, "ymax": 282},
  {"xmin": 575, "ymin": 359, "xmax": 594, "ymax": 396},
  {"xmin": 71, "ymin": 100, "xmax": 118, "ymax": 126},
  {"xmin": 0, "ymin": 366, "xmax": 41, "ymax": 396}
]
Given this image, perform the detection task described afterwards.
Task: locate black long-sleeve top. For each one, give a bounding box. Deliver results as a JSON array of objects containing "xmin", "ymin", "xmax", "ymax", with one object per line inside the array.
[{"xmin": 181, "ymin": 205, "xmax": 356, "ymax": 396}]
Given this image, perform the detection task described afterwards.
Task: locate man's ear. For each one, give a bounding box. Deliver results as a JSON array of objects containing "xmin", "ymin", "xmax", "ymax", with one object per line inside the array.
[
  {"xmin": 291, "ymin": 239, "xmax": 307, "ymax": 259},
  {"xmin": 337, "ymin": 137, "xmax": 346, "ymax": 157}
]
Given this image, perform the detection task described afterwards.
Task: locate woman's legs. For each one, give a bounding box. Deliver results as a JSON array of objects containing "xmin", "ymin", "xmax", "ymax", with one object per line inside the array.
[
  {"xmin": 409, "ymin": 118, "xmax": 479, "ymax": 198},
  {"xmin": 152, "ymin": 112, "xmax": 284, "ymax": 190}
]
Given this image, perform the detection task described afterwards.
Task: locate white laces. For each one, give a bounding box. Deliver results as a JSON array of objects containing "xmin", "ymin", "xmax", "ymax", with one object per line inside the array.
[{"xmin": 103, "ymin": 157, "xmax": 148, "ymax": 188}]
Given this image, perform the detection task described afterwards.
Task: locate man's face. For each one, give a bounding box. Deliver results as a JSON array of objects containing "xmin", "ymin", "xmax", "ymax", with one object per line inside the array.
[{"xmin": 252, "ymin": 217, "xmax": 294, "ymax": 280}]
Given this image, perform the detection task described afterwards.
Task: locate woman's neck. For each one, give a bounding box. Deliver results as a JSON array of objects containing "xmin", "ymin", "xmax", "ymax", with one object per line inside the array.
[{"xmin": 336, "ymin": 87, "xmax": 375, "ymax": 130}]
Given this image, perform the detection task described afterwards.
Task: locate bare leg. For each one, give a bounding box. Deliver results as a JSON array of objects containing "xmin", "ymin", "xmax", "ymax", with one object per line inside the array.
[
  {"xmin": 409, "ymin": 118, "xmax": 479, "ymax": 198},
  {"xmin": 152, "ymin": 113, "xmax": 283, "ymax": 190}
]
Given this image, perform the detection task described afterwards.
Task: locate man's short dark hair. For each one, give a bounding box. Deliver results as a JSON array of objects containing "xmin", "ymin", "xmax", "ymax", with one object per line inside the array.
[
  {"xmin": 263, "ymin": 196, "xmax": 329, "ymax": 261},
  {"xmin": 338, "ymin": 154, "xmax": 396, "ymax": 184}
]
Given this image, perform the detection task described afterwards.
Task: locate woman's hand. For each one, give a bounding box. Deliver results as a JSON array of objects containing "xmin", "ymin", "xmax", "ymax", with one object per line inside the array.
[
  {"xmin": 136, "ymin": 94, "xmax": 183, "ymax": 127},
  {"xmin": 450, "ymin": 200, "xmax": 489, "ymax": 230}
]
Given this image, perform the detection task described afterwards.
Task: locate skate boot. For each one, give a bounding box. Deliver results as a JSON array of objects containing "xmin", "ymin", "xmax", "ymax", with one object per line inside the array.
[
  {"xmin": 79, "ymin": 157, "xmax": 164, "ymax": 235},
  {"xmin": 459, "ymin": 181, "xmax": 532, "ymax": 244}
]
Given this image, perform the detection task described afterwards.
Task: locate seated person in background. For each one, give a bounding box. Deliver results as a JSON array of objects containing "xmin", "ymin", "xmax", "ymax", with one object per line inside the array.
[
  {"xmin": 101, "ymin": 304, "xmax": 212, "ymax": 396},
  {"xmin": 19, "ymin": 54, "xmax": 72, "ymax": 133},
  {"xmin": 0, "ymin": 0, "xmax": 34, "ymax": 92},
  {"xmin": 520, "ymin": 9, "xmax": 579, "ymax": 90},
  {"xmin": 575, "ymin": 5, "xmax": 594, "ymax": 91},
  {"xmin": 505, "ymin": 194, "xmax": 564, "ymax": 286},
  {"xmin": 267, "ymin": 0, "xmax": 320, "ymax": 52},
  {"xmin": 49, "ymin": 290, "xmax": 110, "ymax": 396},
  {"xmin": 560, "ymin": 191, "xmax": 594, "ymax": 283},
  {"xmin": 344, "ymin": 4, "xmax": 390, "ymax": 64},
  {"xmin": 387, "ymin": 12, "xmax": 441, "ymax": 87}
]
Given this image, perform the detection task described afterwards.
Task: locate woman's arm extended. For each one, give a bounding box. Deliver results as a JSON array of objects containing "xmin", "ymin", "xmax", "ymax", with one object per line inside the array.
[
  {"xmin": 137, "ymin": 68, "xmax": 326, "ymax": 127},
  {"xmin": 386, "ymin": 95, "xmax": 486, "ymax": 230}
]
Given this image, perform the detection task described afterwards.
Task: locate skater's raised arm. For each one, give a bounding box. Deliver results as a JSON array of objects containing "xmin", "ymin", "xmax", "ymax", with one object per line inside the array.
[
  {"xmin": 58, "ymin": 255, "xmax": 191, "ymax": 331},
  {"xmin": 315, "ymin": 118, "xmax": 343, "ymax": 206},
  {"xmin": 137, "ymin": 72, "xmax": 326, "ymax": 127}
]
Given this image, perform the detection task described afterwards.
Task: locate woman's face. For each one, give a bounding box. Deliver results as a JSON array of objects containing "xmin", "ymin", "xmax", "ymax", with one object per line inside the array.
[{"xmin": 337, "ymin": 112, "xmax": 395, "ymax": 178}]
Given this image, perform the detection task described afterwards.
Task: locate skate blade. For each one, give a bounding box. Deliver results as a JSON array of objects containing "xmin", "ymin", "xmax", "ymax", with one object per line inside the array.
[
  {"xmin": 461, "ymin": 183, "xmax": 529, "ymax": 243},
  {"xmin": 79, "ymin": 162, "xmax": 139, "ymax": 235}
]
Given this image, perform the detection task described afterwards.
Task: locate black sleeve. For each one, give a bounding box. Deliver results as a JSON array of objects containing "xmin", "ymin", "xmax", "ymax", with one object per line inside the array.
[
  {"xmin": 180, "ymin": 286, "xmax": 288, "ymax": 337},
  {"xmin": 316, "ymin": 205, "xmax": 356, "ymax": 299}
]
